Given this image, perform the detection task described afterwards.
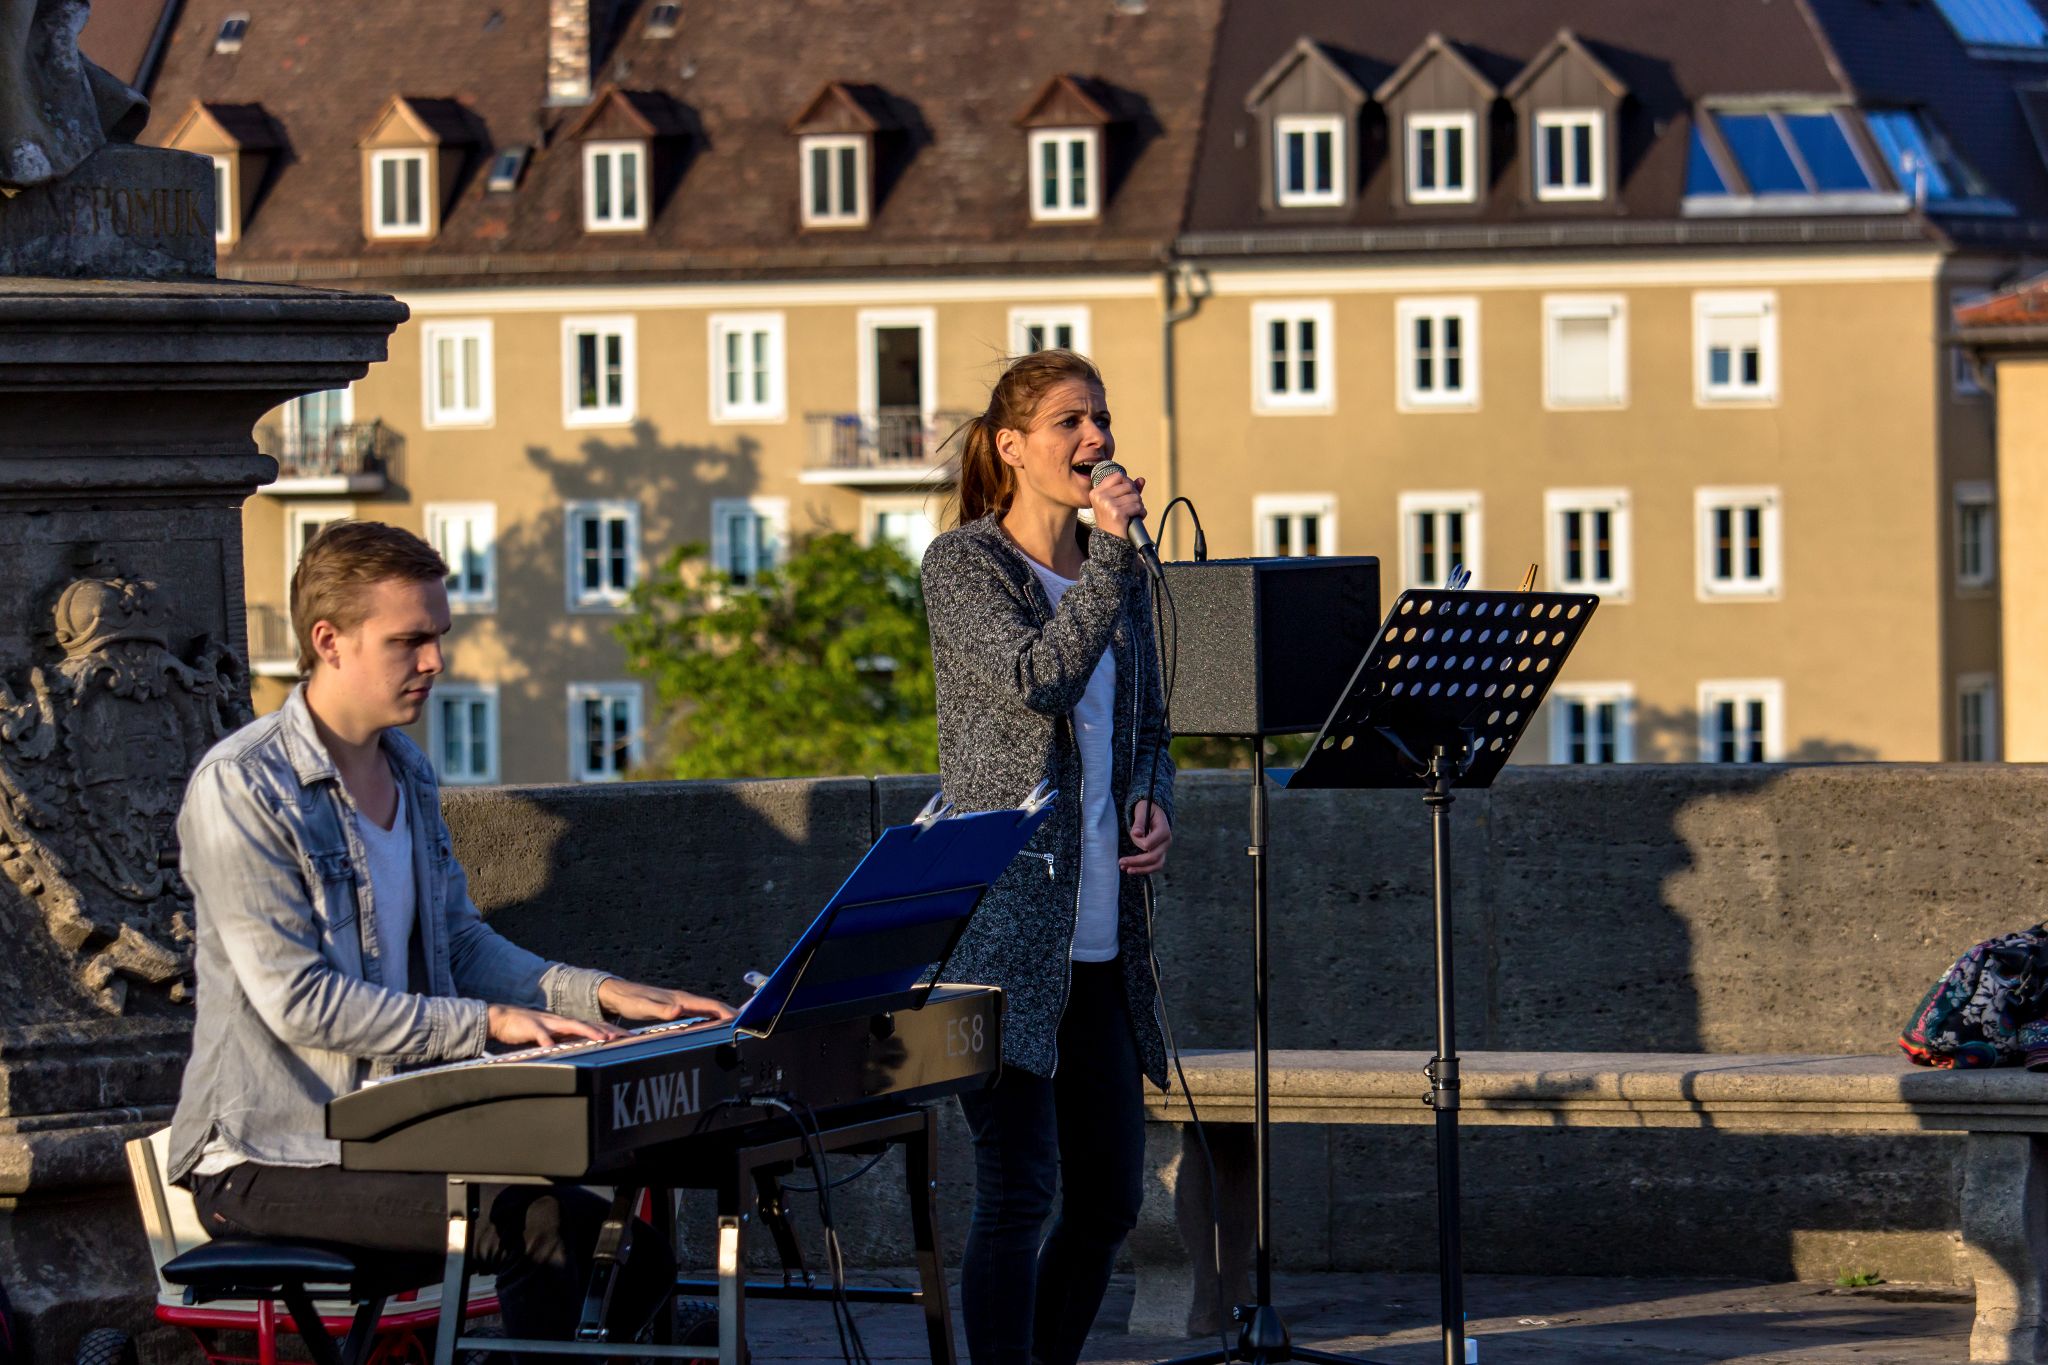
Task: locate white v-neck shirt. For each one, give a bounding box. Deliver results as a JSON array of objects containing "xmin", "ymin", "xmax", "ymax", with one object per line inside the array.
[
  {"xmin": 1027, "ymin": 559, "xmax": 1121, "ymax": 963},
  {"xmin": 355, "ymin": 772, "xmax": 415, "ymax": 996}
]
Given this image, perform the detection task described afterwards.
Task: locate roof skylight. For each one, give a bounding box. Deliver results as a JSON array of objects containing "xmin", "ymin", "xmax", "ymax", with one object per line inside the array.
[
  {"xmin": 1932, "ymin": 0, "xmax": 2048, "ymax": 49},
  {"xmin": 214, "ymin": 14, "xmax": 248, "ymax": 54}
]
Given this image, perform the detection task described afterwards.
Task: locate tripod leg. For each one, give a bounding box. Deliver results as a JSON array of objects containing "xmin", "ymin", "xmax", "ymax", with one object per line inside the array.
[{"xmin": 1425, "ymin": 754, "xmax": 1465, "ymax": 1365}]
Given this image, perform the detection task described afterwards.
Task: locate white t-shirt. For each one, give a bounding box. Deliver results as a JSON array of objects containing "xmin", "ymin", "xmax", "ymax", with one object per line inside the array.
[
  {"xmin": 356, "ymin": 775, "xmax": 416, "ymax": 997},
  {"xmin": 195, "ymin": 764, "xmax": 417, "ymax": 1176},
  {"xmin": 1027, "ymin": 560, "xmax": 1121, "ymax": 963}
]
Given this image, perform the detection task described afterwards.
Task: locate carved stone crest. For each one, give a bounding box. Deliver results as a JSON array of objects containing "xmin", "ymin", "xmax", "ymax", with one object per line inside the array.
[{"xmin": 0, "ymin": 569, "xmax": 251, "ymax": 1011}]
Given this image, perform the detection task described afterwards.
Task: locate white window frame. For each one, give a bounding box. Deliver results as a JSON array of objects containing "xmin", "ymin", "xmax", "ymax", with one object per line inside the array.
[
  {"xmin": 1696, "ymin": 486, "xmax": 1783, "ymax": 600},
  {"xmin": 1028, "ymin": 128, "xmax": 1099, "ymax": 222},
  {"xmin": 425, "ymin": 503, "xmax": 497, "ymax": 612},
  {"xmin": 564, "ymin": 499, "xmax": 640, "ymax": 612},
  {"xmin": 211, "ymin": 154, "xmax": 236, "ymax": 246},
  {"xmin": 1253, "ymin": 493, "xmax": 1339, "ymax": 557},
  {"xmin": 284, "ymin": 503, "xmax": 355, "ymax": 601},
  {"xmin": 1544, "ymin": 489, "xmax": 1632, "ymax": 600},
  {"xmin": 420, "ymin": 320, "xmax": 494, "ymax": 429},
  {"xmin": 1956, "ymin": 480, "xmax": 1997, "ymax": 590},
  {"xmin": 1250, "ymin": 299, "xmax": 1335, "ymax": 414},
  {"xmin": 1547, "ymin": 682, "xmax": 1636, "ymax": 764},
  {"xmin": 582, "ymin": 140, "xmax": 649, "ymax": 232},
  {"xmin": 369, "ymin": 149, "xmax": 430, "ymax": 239},
  {"xmin": 1534, "ymin": 109, "xmax": 1605, "ymax": 201},
  {"xmin": 562, "ymin": 315, "xmax": 637, "ymax": 427},
  {"xmin": 1398, "ymin": 491, "xmax": 1483, "ymax": 590},
  {"xmin": 800, "ymin": 134, "xmax": 869, "ymax": 228},
  {"xmin": 1406, "ymin": 111, "xmax": 1477, "ymax": 205},
  {"xmin": 1697, "ymin": 679, "xmax": 1785, "ymax": 763},
  {"xmin": 282, "ymin": 385, "xmax": 355, "ymax": 454},
  {"xmin": 1542, "ymin": 294, "xmax": 1627, "ymax": 409},
  {"xmin": 708, "ymin": 312, "xmax": 787, "ymax": 423},
  {"xmin": 1008, "ymin": 305, "xmax": 1092, "ymax": 357},
  {"xmin": 1694, "ymin": 291, "xmax": 1779, "ymax": 404},
  {"xmin": 566, "ymin": 683, "xmax": 644, "ymax": 783},
  {"xmin": 1274, "ymin": 114, "xmax": 1346, "ymax": 208},
  {"xmin": 863, "ymin": 495, "xmax": 943, "ymax": 564},
  {"xmin": 1396, "ymin": 296, "xmax": 1480, "ymax": 411},
  {"xmin": 1958, "ymin": 672, "xmax": 1999, "ymax": 762},
  {"xmin": 427, "ymin": 682, "xmax": 499, "ymax": 786},
  {"xmin": 710, "ymin": 496, "xmax": 790, "ymax": 588},
  {"xmin": 856, "ymin": 308, "xmax": 937, "ymax": 427}
]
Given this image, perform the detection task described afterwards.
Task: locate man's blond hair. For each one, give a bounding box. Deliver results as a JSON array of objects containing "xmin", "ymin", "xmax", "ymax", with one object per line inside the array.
[{"xmin": 290, "ymin": 521, "xmax": 448, "ymax": 675}]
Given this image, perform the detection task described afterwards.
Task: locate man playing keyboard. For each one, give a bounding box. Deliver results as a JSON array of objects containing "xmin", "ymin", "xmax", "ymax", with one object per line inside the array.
[{"xmin": 165, "ymin": 520, "xmax": 731, "ymax": 1346}]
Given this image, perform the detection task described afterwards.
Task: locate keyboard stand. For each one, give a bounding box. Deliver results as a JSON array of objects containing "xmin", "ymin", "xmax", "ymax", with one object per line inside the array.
[{"xmin": 427, "ymin": 1104, "xmax": 954, "ymax": 1365}]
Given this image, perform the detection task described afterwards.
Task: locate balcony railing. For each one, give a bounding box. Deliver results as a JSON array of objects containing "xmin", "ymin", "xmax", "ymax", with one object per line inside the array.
[
  {"xmin": 255, "ymin": 420, "xmax": 402, "ymax": 492},
  {"xmin": 803, "ymin": 407, "xmax": 973, "ymax": 483},
  {"xmin": 246, "ymin": 602, "xmax": 298, "ymax": 676}
]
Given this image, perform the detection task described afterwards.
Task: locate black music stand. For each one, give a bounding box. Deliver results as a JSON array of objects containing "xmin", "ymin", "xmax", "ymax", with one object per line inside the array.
[{"xmin": 1284, "ymin": 586, "xmax": 1598, "ymax": 1365}]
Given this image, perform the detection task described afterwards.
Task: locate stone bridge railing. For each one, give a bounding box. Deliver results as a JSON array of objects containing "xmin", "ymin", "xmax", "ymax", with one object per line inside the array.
[{"xmin": 446, "ymin": 764, "xmax": 2041, "ymax": 1286}]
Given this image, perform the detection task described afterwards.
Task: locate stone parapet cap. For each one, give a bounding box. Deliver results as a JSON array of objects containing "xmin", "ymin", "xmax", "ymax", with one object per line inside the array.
[{"xmin": 1146, "ymin": 1049, "xmax": 2048, "ymax": 1133}]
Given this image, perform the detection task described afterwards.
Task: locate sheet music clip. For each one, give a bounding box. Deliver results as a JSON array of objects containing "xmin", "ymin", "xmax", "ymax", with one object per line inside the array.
[
  {"xmin": 913, "ymin": 791, "xmax": 955, "ymax": 830},
  {"xmin": 1018, "ymin": 779, "xmax": 1057, "ymax": 818},
  {"xmin": 1446, "ymin": 563, "xmax": 1472, "ymax": 591}
]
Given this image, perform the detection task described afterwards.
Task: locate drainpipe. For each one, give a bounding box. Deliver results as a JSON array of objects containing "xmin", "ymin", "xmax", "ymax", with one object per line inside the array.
[{"xmin": 1160, "ymin": 256, "xmax": 1210, "ymax": 560}]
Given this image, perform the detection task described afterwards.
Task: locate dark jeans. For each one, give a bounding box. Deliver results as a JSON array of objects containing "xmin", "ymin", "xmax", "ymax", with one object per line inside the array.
[
  {"xmin": 957, "ymin": 959, "xmax": 1146, "ymax": 1365},
  {"xmin": 189, "ymin": 1164, "xmax": 676, "ymax": 1347}
]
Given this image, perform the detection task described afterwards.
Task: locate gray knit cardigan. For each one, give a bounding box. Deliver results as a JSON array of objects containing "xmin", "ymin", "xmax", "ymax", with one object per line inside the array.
[{"xmin": 920, "ymin": 512, "xmax": 1175, "ymax": 1086}]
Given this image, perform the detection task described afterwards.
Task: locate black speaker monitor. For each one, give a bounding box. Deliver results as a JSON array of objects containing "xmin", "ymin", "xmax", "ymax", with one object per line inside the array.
[{"xmin": 1156, "ymin": 556, "xmax": 1380, "ymax": 738}]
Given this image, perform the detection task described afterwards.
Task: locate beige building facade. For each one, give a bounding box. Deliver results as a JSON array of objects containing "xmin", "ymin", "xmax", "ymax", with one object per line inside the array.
[{"xmin": 244, "ymin": 279, "xmax": 1171, "ymax": 783}]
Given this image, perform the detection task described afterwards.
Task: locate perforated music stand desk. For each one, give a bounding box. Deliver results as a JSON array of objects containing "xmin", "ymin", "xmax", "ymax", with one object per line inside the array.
[{"xmin": 1285, "ymin": 587, "xmax": 1598, "ymax": 1365}]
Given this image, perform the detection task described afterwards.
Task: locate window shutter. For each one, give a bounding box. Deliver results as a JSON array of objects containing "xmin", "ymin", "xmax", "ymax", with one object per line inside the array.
[{"xmin": 1552, "ymin": 315, "xmax": 1612, "ymax": 402}]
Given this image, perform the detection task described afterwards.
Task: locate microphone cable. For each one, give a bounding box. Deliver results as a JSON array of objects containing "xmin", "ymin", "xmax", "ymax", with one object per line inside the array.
[
  {"xmin": 749, "ymin": 1094, "xmax": 872, "ymax": 1365},
  {"xmin": 1133, "ymin": 505, "xmax": 1234, "ymax": 1359}
]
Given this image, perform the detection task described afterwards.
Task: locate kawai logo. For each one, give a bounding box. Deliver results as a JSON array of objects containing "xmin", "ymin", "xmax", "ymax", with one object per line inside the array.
[{"xmin": 609, "ymin": 1066, "xmax": 703, "ymax": 1130}]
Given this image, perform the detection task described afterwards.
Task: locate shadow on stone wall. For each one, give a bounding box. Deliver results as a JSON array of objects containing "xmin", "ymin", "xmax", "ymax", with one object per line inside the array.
[{"xmin": 444, "ymin": 762, "xmax": 2046, "ymax": 1287}]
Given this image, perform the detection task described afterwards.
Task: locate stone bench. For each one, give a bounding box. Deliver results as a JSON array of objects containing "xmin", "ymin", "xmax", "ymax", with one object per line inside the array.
[{"xmin": 1130, "ymin": 1050, "xmax": 2048, "ymax": 1363}]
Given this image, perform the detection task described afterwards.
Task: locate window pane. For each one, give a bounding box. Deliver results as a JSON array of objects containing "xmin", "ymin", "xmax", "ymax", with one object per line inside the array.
[
  {"xmin": 1445, "ymin": 511, "xmax": 1465, "ymax": 565},
  {"xmin": 1743, "ymin": 507, "xmax": 1764, "ymax": 579},
  {"xmin": 1592, "ymin": 509, "xmax": 1612, "ymax": 581},
  {"xmin": 810, "ymin": 146, "xmax": 831, "ymax": 216},
  {"xmin": 1686, "ymin": 125, "xmax": 1730, "ymax": 196},
  {"xmin": 1296, "ymin": 319, "xmax": 1316, "ymax": 394},
  {"xmin": 1572, "ymin": 122, "xmax": 1593, "ymax": 186},
  {"xmin": 1414, "ymin": 316, "xmax": 1434, "ymax": 391},
  {"xmin": 1054, "ymin": 323, "xmax": 1073, "ymax": 348},
  {"xmin": 1709, "ymin": 345, "xmax": 1732, "ymax": 387},
  {"xmin": 467, "ymin": 703, "xmax": 488, "ymax": 777},
  {"xmin": 1714, "ymin": 507, "xmax": 1733, "ymax": 579},
  {"xmin": 837, "ymin": 146, "xmax": 858, "ymax": 215},
  {"xmin": 1302, "ymin": 514, "xmax": 1320, "ymax": 556},
  {"xmin": 379, "ymin": 159, "xmax": 399, "ymax": 225},
  {"xmin": 1442, "ymin": 315, "xmax": 1462, "ymax": 392},
  {"xmin": 581, "ymin": 516, "xmax": 600, "ymax": 591},
  {"xmin": 1746, "ymin": 701, "xmax": 1766, "ymax": 762},
  {"xmin": 578, "ymin": 333, "xmax": 598, "ymax": 407},
  {"xmin": 1595, "ymin": 702, "xmax": 1616, "ymax": 763},
  {"xmin": 1740, "ymin": 346, "xmax": 1760, "ymax": 386},
  {"xmin": 1272, "ymin": 515, "xmax": 1291, "ymax": 557},
  {"xmin": 436, "ymin": 337, "xmax": 456, "ymax": 411},
  {"xmin": 1285, "ymin": 130, "xmax": 1306, "ymax": 195},
  {"xmin": 1866, "ymin": 111, "xmax": 1954, "ymax": 200},
  {"xmin": 403, "ymin": 158, "xmax": 422, "ymax": 223},
  {"xmin": 1718, "ymin": 701, "xmax": 1738, "ymax": 762},
  {"xmin": 440, "ymin": 700, "xmax": 462, "ymax": 771},
  {"xmin": 1417, "ymin": 127, "xmax": 1437, "ymax": 189},
  {"xmin": 1716, "ymin": 112, "xmax": 1805, "ymax": 193},
  {"xmin": 1041, "ymin": 138, "xmax": 1060, "ymax": 209},
  {"xmin": 460, "ymin": 337, "xmax": 479, "ymax": 409},
  {"xmin": 1563, "ymin": 510, "xmax": 1584, "ymax": 582},
  {"xmin": 1269, "ymin": 319, "xmax": 1288, "ymax": 394},
  {"xmin": 1312, "ymin": 129, "xmax": 1333, "ymax": 193},
  {"xmin": 1543, "ymin": 124, "xmax": 1566, "ymax": 187},
  {"xmin": 1444, "ymin": 126, "xmax": 1464, "ymax": 189},
  {"xmin": 608, "ymin": 515, "xmax": 628, "ymax": 588},
  {"xmin": 593, "ymin": 152, "xmax": 612, "ymax": 219},
  {"xmin": 619, "ymin": 150, "xmax": 639, "ymax": 218},
  {"xmin": 604, "ymin": 334, "xmax": 623, "ymax": 407},
  {"xmin": 1417, "ymin": 513, "xmax": 1437, "ymax": 584},
  {"xmin": 752, "ymin": 330, "xmax": 769, "ymax": 404},
  {"xmin": 1783, "ymin": 113, "xmax": 1873, "ymax": 191},
  {"xmin": 725, "ymin": 331, "xmax": 741, "ymax": 405},
  {"xmin": 584, "ymin": 700, "xmax": 605, "ymax": 774},
  {"xmin": 1069, "ymin": 136, "xmax": 1088, "ymax": 207}
]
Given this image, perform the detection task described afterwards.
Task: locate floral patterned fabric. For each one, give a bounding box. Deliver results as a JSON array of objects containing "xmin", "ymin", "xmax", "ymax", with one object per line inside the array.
[{"xmin": 1901, "ymin": 927, "xmax": 2048, "ymax": 1069}]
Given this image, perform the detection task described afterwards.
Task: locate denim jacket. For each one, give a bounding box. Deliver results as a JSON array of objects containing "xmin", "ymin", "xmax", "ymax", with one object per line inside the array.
[{"xmin": 166, "ymin": 684, "xmax": 610, "ymax": 1183}]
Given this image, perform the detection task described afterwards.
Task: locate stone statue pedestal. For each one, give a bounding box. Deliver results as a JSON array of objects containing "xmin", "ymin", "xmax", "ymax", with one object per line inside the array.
[{"xmin": 0, "ymin": 274, "xmax": 404, "ymax": 1361}]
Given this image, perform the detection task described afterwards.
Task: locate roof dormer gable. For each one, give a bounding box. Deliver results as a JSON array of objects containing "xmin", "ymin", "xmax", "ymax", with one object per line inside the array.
[
  {"xmin": 167, "ymin": 100, "xmax": 280, "ymax": 251},
  {"xmin": 564, "ymin": 87, "xmax": 689, "ymax": 233},
  {"xmin": 1017, "ymin": 74, "xmax": 1117, "ymax": 130},
  {"xmin": 1246, "ymin": 37, "xmax": 1373, "ymax": 213},
  {"xmin": 1376, "ymin": 35, "xmax": 1502, "ymax": 213},
  {"xmin": 789, "ymin": 82, "xmax": 898, "ymax": 229},
  {"xmin": 356, "ymin": 96, "xmax": 478, "ymax": 243},
  {"xmin": 1505, "ymin": 31, "xmax": 1629, "ymax": 207},
  {"xmin": 1016, "ymin": 76, "xmax": 1121, "ymax": 223}
]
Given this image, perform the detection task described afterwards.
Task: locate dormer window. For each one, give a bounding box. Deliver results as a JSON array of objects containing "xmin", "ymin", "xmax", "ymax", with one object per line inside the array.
[
  {"xmin": 168, "ymin": 101, "xmax": 280, "ymax": 252},
  {"xmin": 1016, "ymin": 75, "xmax": 1118, "ymax": 224},
  {"xmin": 1535, "ymin": 110, "xmax": 1603, "ymax": 200},
  {"xmin": 802, "ymin": 135, "xmax": 869, "ymax": 226},
  {"xmin": 357, "ymin": 96, "xmax": 475, "ymax": 244},
  {"xmin": 1275, "ymin": 115, "xmax": 1344, "ymax": 207},
  {"xmin": 214, "ymin": 14, "xmax": 248, "ymax": 54},
  {"xmin": 1407, "ymin": 113, "xmax": 1475, "ymax": 203},
  {"xmin": 1245, "ymin": 39, "xmax": 1367, "ymax": 214},
  {"xmin": 1029, "ymin": 129, "xmax": 1098, "ymax": 220},
  {"xmin": 372, "ymin": 150, "xmax": 429, "ymax": 237},
  {"xmin": 583, "ymin": 141, "xmax": 647, "ymax": 231}
]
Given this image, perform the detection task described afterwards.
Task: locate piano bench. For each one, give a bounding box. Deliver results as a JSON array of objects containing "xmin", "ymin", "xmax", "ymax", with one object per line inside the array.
[{"xmin": 162, "ymin": 1241, "xmax": 447, "ymax": 1365}]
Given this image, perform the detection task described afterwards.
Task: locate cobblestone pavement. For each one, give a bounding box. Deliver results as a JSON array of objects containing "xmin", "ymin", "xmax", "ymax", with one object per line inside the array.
[{"xmin": 728, "ymin": 1271, "xmax": 1975, "ymax": 1363}]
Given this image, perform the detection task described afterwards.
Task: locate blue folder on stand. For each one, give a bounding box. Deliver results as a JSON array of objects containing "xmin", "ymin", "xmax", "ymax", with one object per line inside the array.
[{"xmin": 731, "ymin": 786, "xmax": 1056, "ymax": 1039}]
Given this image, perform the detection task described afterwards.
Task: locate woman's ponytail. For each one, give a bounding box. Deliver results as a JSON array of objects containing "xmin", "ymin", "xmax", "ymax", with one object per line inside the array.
[{"xmin": 946, "ymin": 348, "xmax": 1103, "ymax": 527}]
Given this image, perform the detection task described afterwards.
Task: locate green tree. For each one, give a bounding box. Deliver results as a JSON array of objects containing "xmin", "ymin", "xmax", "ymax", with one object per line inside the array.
[{"xmin": 616, "ymin": 531, "xmax": 938, "ymax": 779}]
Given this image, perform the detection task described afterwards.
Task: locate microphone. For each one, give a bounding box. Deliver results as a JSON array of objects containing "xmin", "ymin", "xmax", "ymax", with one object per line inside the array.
[{"xmin": 1088, "ymin": 459, "xmax": 1161, "ymax": 571}]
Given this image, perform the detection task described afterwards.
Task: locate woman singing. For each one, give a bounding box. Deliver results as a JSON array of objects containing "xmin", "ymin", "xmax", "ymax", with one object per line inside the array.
[{"xmin": 920, "ymin": 350, "xmax": 1175, "ymax": 1364}]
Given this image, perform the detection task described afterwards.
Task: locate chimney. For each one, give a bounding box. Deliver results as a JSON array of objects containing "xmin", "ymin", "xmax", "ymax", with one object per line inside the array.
[{"xmin": 547, "ymin": 0, "xmax": 614, "ymax": 104}]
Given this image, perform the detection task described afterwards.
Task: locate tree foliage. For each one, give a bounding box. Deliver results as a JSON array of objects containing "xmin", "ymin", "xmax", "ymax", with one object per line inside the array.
[{"xmin": 616, "ymin": 532, "xmax": 938, "ymax": 780}]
